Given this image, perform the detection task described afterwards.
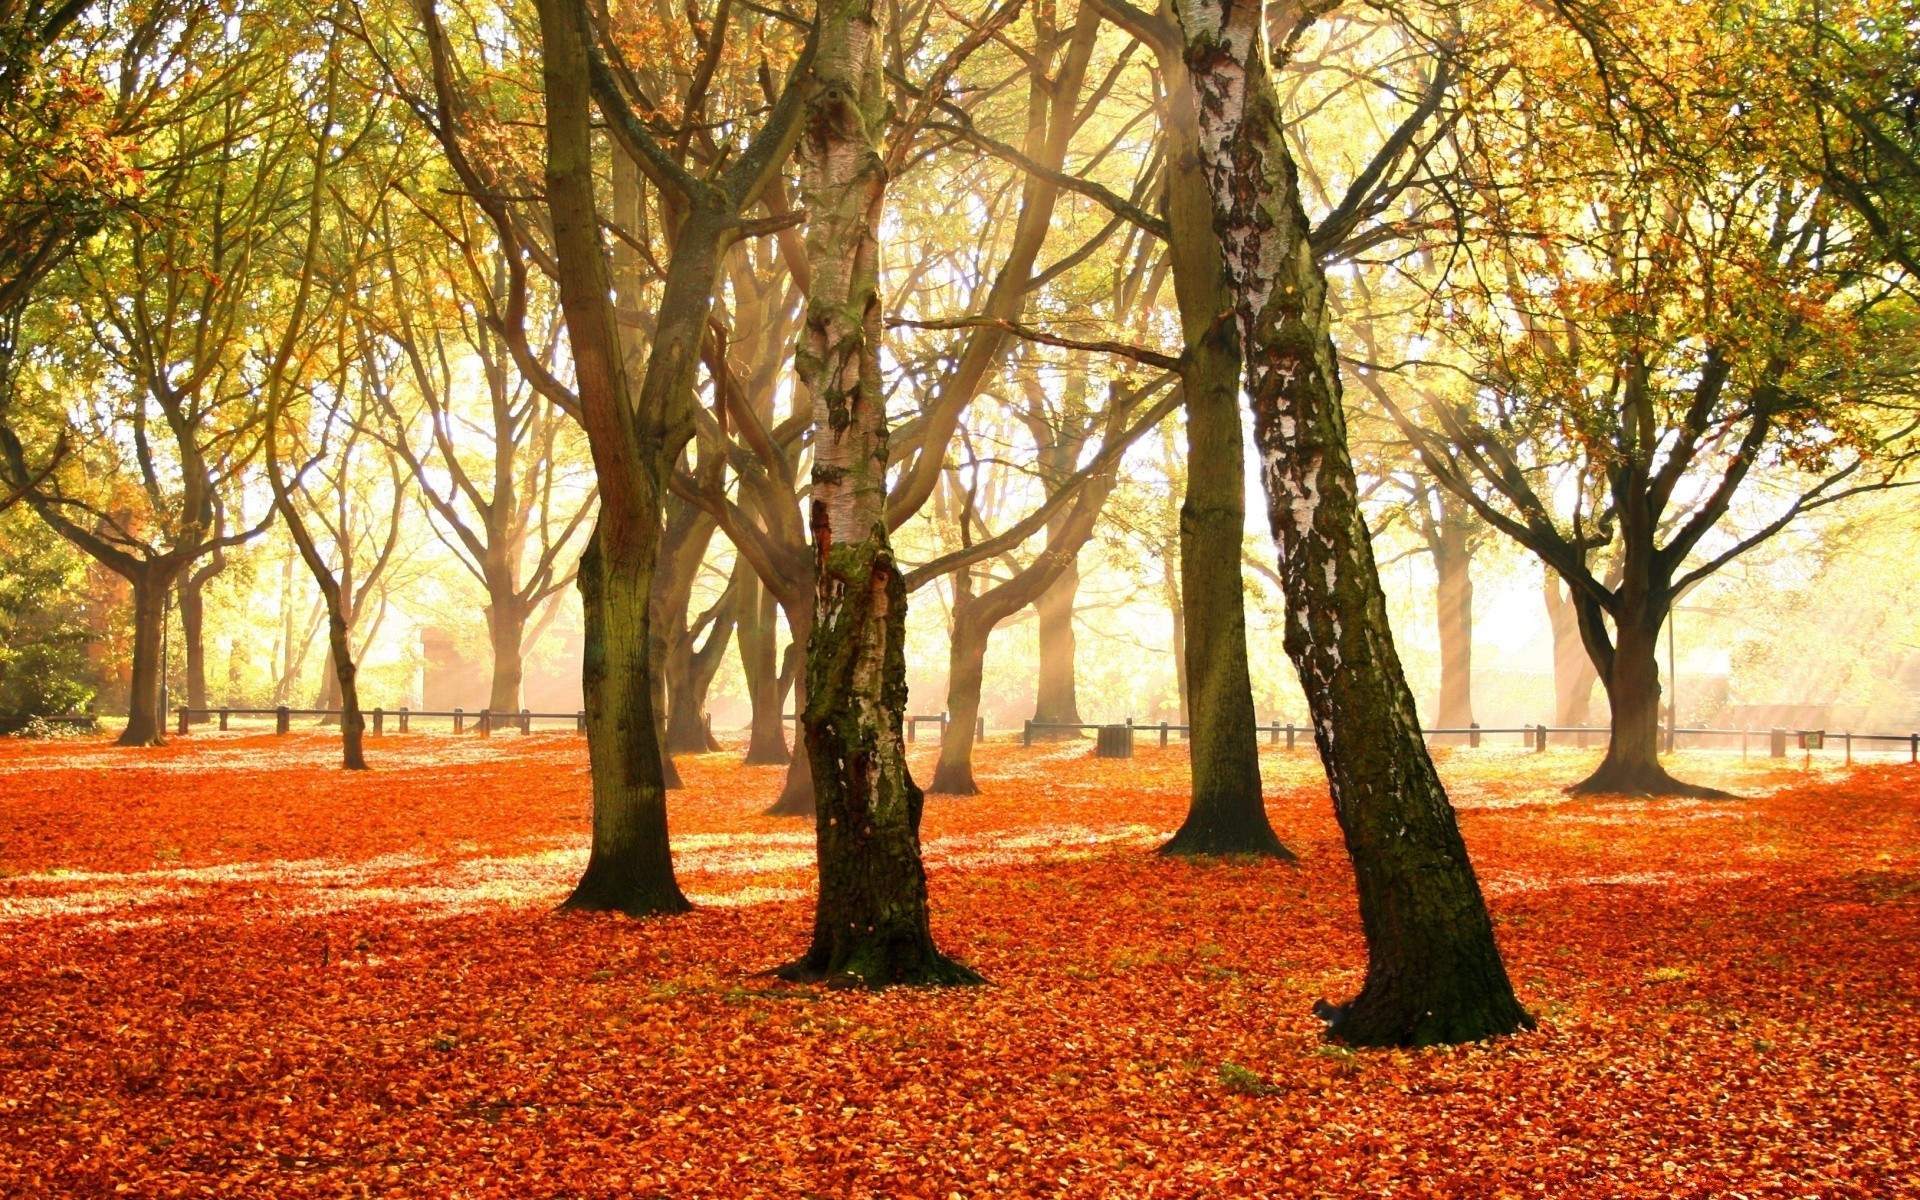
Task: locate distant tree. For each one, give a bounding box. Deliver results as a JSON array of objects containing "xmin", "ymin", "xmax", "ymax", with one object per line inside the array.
[{"xmin": 1383, "ymin": 0, "xmax": 1920, "ymax": 795}]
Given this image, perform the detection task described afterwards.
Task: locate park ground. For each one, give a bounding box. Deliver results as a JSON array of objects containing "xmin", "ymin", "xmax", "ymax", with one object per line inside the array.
[{"xmin": 1, "ymin": 730, "xmax": 1916, "ymax": 1198}]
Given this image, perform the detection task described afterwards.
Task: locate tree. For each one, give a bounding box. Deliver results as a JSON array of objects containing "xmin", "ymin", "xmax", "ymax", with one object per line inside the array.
[
  {"xmin": 530, "ymin": 0, "xmax": 808, "ymax": 912},
  {"xmin": 0, "ymin": 7, "xmax": 293, "ymax": 744},
  {"xmin": 1172, "ymin": 0, "xmax": 1532, "ymax": 1045},
  {"xmin": 1383, "ymin": 0, "xmax": 1920, "ymax": 795},
  {"xmin": 776, "ymin": 0, "xmax": 978, "ymax": 987},
  {"xmin": 368, "ymin": 203, "xmax": 595, "ymax": 715}
]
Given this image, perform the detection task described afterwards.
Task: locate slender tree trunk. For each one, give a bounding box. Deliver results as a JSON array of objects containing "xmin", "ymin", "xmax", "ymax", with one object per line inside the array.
[
  {"xmin": 777, "ymin": 0, "xmax": 975, "ymax": 986},
  {"xmin": 740, "ymin": 575, "xmax": 791, "ymax": 764},
  {"xmin": 665, "ymin": 581, "xmax": 735, "ymax": 753},
  {"xmin": 320, "ymin": 587, "xmax": 368, "ymax": 770},
  {"xmin": 1433, "ymin": 520, "xmax": 1474, "ymax": 734},
  {"xmin": 179, "ymin": 571, "xmax": 210, "ymax": 722},
  {"xmin": 1156, "ymin": 35, "xmax": 1288, "ymax": 858},
  {"xmin": 485, "ymin": 596, "xmax": 527, "ymax": 713},
  {"xmin": 929, "ymin": 601, "xmax": 989, "ymax": 796},
  {"xmin": 1544, "ymin": 570, "xmax": 1596, "ymax": 728},
  {"xmin": 765, "ymin": 600, "xmax": 816, "ymax": 815},
  {"xmin": 120, "ymin": 570, "xmax": 169, "ymax": 747},
  {"xmin": 1029, "ymin": 559, "xmax": 1082, "ymax": 733},
  {"xmin": 1175, "ymin": 0, "xmax": 1528, "ymax": 1045}
]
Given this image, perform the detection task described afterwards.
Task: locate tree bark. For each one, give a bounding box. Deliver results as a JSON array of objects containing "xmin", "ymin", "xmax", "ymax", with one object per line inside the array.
[
  {"xmin": 764, "ymin": 604, "xmax": 816, "ymax": 815},
  {"xmin": 776, "ymin": 0, "xmax": 975, "ymax": 986},
  {"xmin": 739, "ymin": 574, "xmax": 791, "ymax": 764},
  {"xmin": 1174, "ymin": 0, "xmax": 1529, "ymax": 1045},
  {"xmin": 568, "ymin": 524, "xmax": 688, "ymax": 912},
  {"xmin": 1155, "ymin": 29, "xmax": 1289, "ymax": 858},
  {"xmin": 1566, "ymin": 587, "xmax": 1723, "ymax": 796},
  {"xmin": 121, "ymin": 570, "xmax": 170, "ymax": 746}
]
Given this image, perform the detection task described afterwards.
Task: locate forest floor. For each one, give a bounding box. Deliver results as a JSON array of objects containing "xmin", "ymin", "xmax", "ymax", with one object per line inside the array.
[{"xmin": 1, "ymin": 730, "xmax": 1916, "ymax": 1198}]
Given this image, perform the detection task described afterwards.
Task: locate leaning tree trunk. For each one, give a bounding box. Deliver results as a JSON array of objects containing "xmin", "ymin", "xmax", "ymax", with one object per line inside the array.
[
  {"xmin": 319, "ymin": 587, "xmax": 368, "ymax": 771},
  {"xmin": 776, "ymin": 0, "xmax": 976, "ymax": 987},
  {"xmin": 928, "ymin": 600, "xmax": 991, "ymax": 796},
  {"xmin": 739, "ymin": 575, "xmax": 791, "ymax": 764},
  {"xmin": 119, "ymin": 569, "xmax": 170, "ymax": 747},
  {"xmin": 1175, "ymin": 0, "xmax": 1528, "ymax": 1045},
  {"xmin": 1432, "ymin": 521, "xmax": 1474, "ymax": 736},
  {"xmin": 1156, "ymin": 41, "xmax": 1289, "ymax": 858},
  {"xmin": 1029, "ymin": 561, "xmax": 1083, "ymax": 736}
]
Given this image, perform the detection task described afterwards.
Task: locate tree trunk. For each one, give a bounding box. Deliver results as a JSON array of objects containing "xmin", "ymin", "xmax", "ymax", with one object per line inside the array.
[
  {"xmin": 566, "ymin": 525, "xmax": 689, "ymax": 912},
  {"xmin": 120, "ymin": 570, "xmax": 169, "ymax": 747},
  {"xmin": 1029, "ymin": 560, "xmax": 1082, "ymax": 733},
  {"xmin": 179, "ymin": 570, "xmax": 210, "ymax": 722},
  {"xmin": 1155, "ymin": 35, "xmax": 1289, "ymax": 858},
  {"xmin": 485, "ymin": 596, "xmax": 528, "ymax": 713},
  {"xmin": 1544, "ymin": 570, "xmax": 1596, "ymax": 728},
  {"xmin": 1432, "ymin": 518, "xmax": 1474, "ymax": 734},
  {"xmin": 665, "ymin": 577, "xmax": 736, "ymax": 754},
  {"xmin": 776, "ymin": 0, "xmax": 975, "ymax": 987},
  {"xmin": 321, "ymin": 586, "xmax": 368, "ymax": 771},
  {"xmin": 1568, "ymin": 592, "xmax": 1723, "ymax": 796},
  {"xmin": 928, "ymin": 602, "xmax": 989, "ymax": 796},
  {"xmin": 764, "ymin": 601, "xmax": 816, "ymax": 815},
  {"xmin": 536, "ymin": 0, "xmax": 731, "ymax": 913},
  {"xmin": 1174, "ymin": 0, "xmax": 1528, "ymax": 1045},
  {"xmin": 739, "ymin": 574, "xmax": 791, "ymax": 764}
]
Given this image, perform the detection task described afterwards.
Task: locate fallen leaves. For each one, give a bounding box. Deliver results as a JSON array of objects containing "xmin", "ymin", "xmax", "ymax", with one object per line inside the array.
[{"xmin": 0, "ymin": 732, "xmax": 1915, "ymax": 1196}]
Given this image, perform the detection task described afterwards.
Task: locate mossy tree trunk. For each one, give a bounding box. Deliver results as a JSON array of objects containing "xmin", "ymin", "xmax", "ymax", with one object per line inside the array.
[
  {"xmin": 777, "ymin": 0, "xmax": 976, "ymax": 986},
  {"xmin": 1173, "ymin": 0, "xmax": 1529, "ymax": 1045},
  {"xmin": 1152, "ymin": 24, "xmax": 1290, "ymax": 858}
]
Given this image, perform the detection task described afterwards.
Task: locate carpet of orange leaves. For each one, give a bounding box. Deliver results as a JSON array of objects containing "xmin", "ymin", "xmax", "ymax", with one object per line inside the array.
[{"xmin": 2, "ymin": 730, "xmax": 1916, "ymax": 1197}]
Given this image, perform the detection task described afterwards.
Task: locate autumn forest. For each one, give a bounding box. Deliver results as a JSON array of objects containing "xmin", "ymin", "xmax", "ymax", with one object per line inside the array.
[{"xmin": 1, "ymin": 0, "xmax": 1917, "ymax": 1193}]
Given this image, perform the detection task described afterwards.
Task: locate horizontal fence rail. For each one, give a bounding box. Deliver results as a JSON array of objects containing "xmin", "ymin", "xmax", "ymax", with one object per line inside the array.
[
  {"xmin": 1022, "ymin": 718, "xmax": 1920, "ymax": 763},
  {"xmin": 26, "ymin": 707, "xmax": 1913, "ymax": 765}
]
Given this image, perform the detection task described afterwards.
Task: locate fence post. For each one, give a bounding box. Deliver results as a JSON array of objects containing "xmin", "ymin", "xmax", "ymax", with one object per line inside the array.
[
  {"xmin": 1741, "ymin": 728, "xmax": 1748, "ymax": 759},
  {"xmin": 1911, "ymin": 733, "xmax": 1917, "ymax": 764},
  {"xmin": 218, "ymin": 708, "xmax": 229, "ymax": 732},
  {"xmin": 576, "ymin": 710, "xmax": 586, "ymax": 734},
  {"xmin": 1769, "ymin": 727, "xmax": 1786, "ymax": 758},
  {"xmin": 1286, "ymin": 722, "xmax": 1296, "ymax": 750},
  {"xmin": 1845, "ymin": 730, "xmax": 1852, "ymax": 765},
  {"xmin": 1534, "ymin": 724, "xmax": 1547, "ymax": 753},
  {"xmin": 1469, "ymin": 721, "xmax": 1481, "ymax": 749},
  {"xmin": 521, "ymin": 707, "xmax": 531, "ymax": 734},
  {"xmin": 1023, "ymin": 719, "xmax": 1032, "ymax": 747},
  {"xmin": 479, "ymin": 709, "xmax": 492, "ymax": 737},
  {"xmin": 276, "ymin": 706, "xmax": 290, "ymax": 735},
  {"xmin": 399, "ymin": 707, "xmax": 409, "ymax": 733},
  {"xmin": 454, "ymin": 707, "xmax": 464, "ymax": 734},
  {"xmin": 373, "ymin": 708, "xmax": 384, "ymax": 736},
  {"xmin": 976, "ymin": 715, "xmax": 985, "ymax": 743},
  {"xmin": 906, "ymin": 716, "xmax": 915, "ymax": 744}
]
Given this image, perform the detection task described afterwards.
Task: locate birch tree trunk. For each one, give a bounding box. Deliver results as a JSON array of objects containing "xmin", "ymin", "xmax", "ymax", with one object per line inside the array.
[
  {"xmin": 778, "ymin": 0, "xmax": 976, "ymax": 986},
  {"xmin": 1172, "ymin": 0, "xmax": 1528, "ymax": 1045}
]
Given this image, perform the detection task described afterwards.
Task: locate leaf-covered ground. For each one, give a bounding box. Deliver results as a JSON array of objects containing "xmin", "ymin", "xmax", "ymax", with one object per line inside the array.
[{"xmin": 2, "ymin": 731, "xmax": 1915, "ymax": 1197}]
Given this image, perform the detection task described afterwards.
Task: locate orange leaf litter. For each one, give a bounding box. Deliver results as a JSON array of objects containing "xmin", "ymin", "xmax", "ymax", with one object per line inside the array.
[{"xmin": 1, "ymin": 731, "xmax": 1915, "ymax": 1197}]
